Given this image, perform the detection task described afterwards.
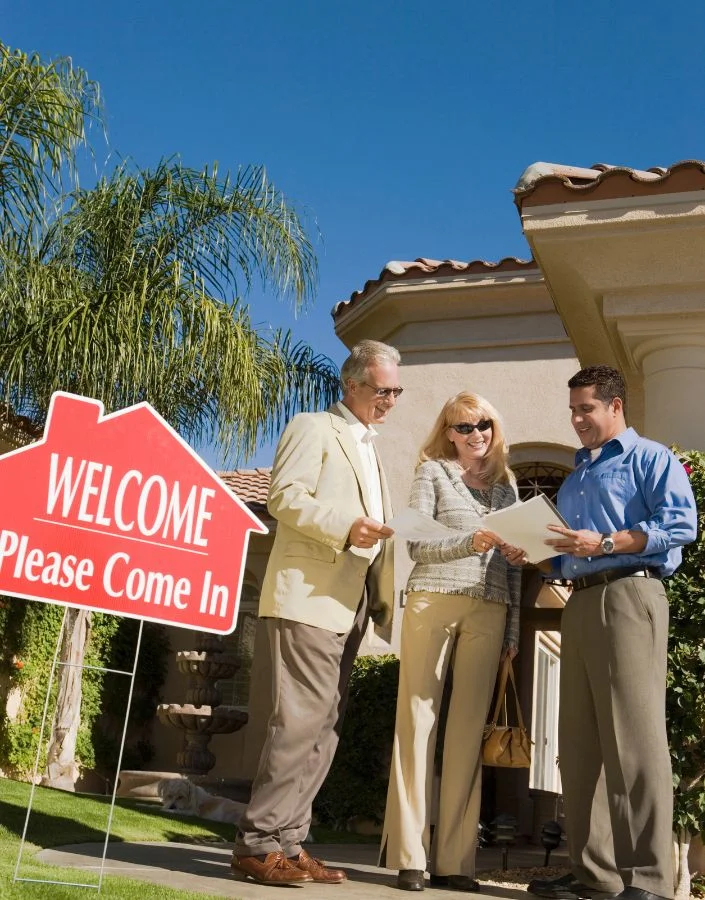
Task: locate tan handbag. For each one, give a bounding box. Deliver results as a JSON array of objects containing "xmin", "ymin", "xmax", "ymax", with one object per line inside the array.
[{"xmin": 482, "ymin": 657, "xmax": 532, "ymax": 768}]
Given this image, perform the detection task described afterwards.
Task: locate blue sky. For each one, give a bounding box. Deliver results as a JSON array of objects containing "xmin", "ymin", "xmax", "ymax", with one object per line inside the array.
[{"xmin": 5, "ymin": 1, "xmax": 705, "ymax": 467}]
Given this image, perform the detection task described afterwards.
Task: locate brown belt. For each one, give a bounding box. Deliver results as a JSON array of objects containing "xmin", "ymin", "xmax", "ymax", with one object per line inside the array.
[{"xmin": 571, "ymin": 566, "xmax": 661, "ymax": 592}]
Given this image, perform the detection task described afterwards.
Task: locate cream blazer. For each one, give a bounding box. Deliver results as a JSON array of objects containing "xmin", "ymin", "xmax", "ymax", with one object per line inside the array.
[{"xmin": 258, "ymin": 406, "xmax": 395, "ymax": 633}]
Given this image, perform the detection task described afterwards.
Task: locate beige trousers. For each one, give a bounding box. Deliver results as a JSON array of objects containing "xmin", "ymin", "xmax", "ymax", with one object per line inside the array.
[
  {"xmin": 381, "ymin": 591, "xmax": 506, "ymax": 876},
  {"xmin": 559, "ymin": 576, "xmax": 674, "ymax": 899},
  {"xmin": 234, "ymin": 590, "xmax": 369, "ymax": 857}
]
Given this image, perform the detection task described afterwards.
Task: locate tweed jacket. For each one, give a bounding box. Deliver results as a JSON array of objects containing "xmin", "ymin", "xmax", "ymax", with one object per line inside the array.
[
  {"xmin": 406, "ymin": 458, "xmax": 521, "ymax": 648},
  {"xmin": 259, "ymin": 406, "xmax": 394, "ymax": 633}
]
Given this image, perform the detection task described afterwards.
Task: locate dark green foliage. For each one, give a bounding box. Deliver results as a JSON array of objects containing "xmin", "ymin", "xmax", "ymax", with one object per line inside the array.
[
  {"xmin": 314, "ymin": 654, "xmax": 399, "ymax": 828},
  {"xmin": 665, "ymin": 449, "xmax": 705, "ymax": 835},
  {"xmin": 90, "ymin": 619, "xmax": 170, "ymax": 774},
  {"xmin": 0, "ymin": 599, "xmax": 169, "ymax": 779}
]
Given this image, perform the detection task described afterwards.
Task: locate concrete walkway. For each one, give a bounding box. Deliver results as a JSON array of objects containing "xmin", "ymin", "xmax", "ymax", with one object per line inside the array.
[{"xmin": 37, "ymin": 840, "xmax": 569, "ymax": 898}]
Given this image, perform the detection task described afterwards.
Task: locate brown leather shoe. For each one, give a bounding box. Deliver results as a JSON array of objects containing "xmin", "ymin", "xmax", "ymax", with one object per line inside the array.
[
  {"xmin": 291, "ymin": 849, "xmax": 347, "ymax": 883},
  {"xmin": 231, "ymin": 851, "xmax": 314, "ymax": 885}
]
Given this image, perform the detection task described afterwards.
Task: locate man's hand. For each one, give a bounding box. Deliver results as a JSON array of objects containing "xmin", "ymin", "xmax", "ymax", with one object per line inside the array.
[
  {"xmin": 348, "ymin": 517, "xmax": 394, "ymax": 549},
  {"xmin": 545, "ymin": 524, "xmax": 602, "ymax": 557},
  {"xmin": 499, "ymin": 543, "xmax": 529, "ymax": 566}
]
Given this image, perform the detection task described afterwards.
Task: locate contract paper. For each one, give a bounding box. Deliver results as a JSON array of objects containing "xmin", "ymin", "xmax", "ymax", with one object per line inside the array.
[
  {"xmin": 386, "ymin": 507, "xmax": 458, "ymax": 541},
  {"xmin": 482, "ymin": 494, "xmax": 569, "ymax": 563}
]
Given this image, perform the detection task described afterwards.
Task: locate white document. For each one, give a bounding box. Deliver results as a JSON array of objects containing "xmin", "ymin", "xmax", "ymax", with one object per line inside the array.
[
  {"xmin": 482, "ymin": 494, "xmax": 568, "ymax": 564},
  {"xmin": 386, "ymin": 507, "xmax": 458, "ymax": 541}
]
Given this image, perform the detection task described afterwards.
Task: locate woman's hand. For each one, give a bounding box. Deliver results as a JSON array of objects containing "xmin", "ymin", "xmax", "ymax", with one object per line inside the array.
[
  {"xmin": 471, "ymin": 529, "xmax": 503, "ymax": 553},
  {"xmin": 499, "ymin": 543, "xmax": 529, "ymax": 566}
]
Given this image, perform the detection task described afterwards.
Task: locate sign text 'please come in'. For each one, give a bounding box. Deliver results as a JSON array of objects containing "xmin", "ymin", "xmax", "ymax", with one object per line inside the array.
[{"xmin": 0, "ymin": 393, "xmax": 267, "ymax": 633}]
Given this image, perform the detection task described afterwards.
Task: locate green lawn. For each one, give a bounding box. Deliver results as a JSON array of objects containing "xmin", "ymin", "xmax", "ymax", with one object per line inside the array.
[
  {"xmin": 0, "ymin": 776, "xmax": 376, "ymax": 898},
  {"xmin": 0, "ymin": 776, "xmax": 234, "ymax": 898}
]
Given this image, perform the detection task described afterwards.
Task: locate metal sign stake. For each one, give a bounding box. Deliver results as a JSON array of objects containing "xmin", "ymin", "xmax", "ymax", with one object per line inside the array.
[{"xmin": 13, "ymin": 608, "xmax": 144, "ymax": 893}]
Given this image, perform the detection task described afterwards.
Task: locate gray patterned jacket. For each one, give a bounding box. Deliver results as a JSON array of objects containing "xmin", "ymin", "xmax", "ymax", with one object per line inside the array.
[{"xmin": 406, "ymin": 458, "xmax": 521, "ymax": 649}]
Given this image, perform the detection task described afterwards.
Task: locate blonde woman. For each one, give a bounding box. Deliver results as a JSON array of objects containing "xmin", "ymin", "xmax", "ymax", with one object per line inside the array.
[{"xmin": 381, "ymin": 392, "xmax": 526, "ymax": 893}]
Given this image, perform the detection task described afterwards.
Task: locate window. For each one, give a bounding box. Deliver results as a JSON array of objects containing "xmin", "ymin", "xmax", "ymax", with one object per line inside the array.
[
  {"xmin": 217, "ymin": 584, "xmax": 259, "ymax": 709},
  {"xmin": 530, "ymin": 635, "xmax": 561, "ymax": 794},
  {"xmin": 512, "ymin": 463, "xmax": 571, "ymax": 504}
]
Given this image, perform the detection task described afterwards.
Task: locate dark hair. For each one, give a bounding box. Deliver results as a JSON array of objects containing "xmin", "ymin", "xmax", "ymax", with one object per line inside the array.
[{"xmin": 568, "ymin": 365, "xmax": 626, "ymax": 405}]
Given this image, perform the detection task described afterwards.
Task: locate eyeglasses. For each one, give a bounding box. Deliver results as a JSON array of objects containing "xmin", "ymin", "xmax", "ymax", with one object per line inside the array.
[
  {"xmin": 361, "ymin": 382, "xmax": 404, "ymax": 399},
  {"xmin": 449, "ymin": 420, "xmax": 492, "ymax": 435}
]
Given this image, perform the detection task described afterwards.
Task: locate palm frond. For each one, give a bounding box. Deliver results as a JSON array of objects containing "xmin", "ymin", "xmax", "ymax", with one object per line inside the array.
[
  {"xmin": 0, "ymin": 160, "xmax": 333, "ymax": 462},
  {"xmin": 0, "ymin": 42, "xmax": 103, "ymax": 234}
]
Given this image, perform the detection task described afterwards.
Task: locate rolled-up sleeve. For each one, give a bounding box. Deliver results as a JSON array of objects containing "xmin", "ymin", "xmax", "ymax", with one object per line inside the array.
[{"xmin": 631, "ymin": 450, "xmax": 697, "ymax": 555}]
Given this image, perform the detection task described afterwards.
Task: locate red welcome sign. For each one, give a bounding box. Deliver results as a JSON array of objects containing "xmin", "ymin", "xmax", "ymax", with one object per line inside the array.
[{"xmin": 0, "ymin": 392, "xmax": 267, "ymax": 634}]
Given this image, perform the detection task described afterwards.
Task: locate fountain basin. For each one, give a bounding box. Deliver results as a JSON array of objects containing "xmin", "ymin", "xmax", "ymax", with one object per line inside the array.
[{"xmin": 157, "ymin": 703, "xmax": 248, "ymax": 735}]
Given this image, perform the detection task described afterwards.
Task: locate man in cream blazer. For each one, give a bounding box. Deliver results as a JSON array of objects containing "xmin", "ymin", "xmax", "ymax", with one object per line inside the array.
[{"xmin": 232, "ymin": 339, "xmax": 401, "ymax": 887}]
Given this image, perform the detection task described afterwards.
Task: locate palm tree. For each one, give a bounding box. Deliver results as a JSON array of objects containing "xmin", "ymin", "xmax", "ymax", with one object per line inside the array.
[
  {"xmin": 0, "ymin": 42, "xmax": 339, "ymax": 789},
  {"xmin": 0, "ymin": 41, "xmax": 101, "ymax": 236},
  {"xmin": 0, "ymin": 39, "xmax": 102, "ymax": 444},
  {"xmin": 1, "ymin": 158, "xmax": 337, "ymax": 458},
  {"xmin": 2, "ymin": 159, "xmax": 339, "ymax": 789}
]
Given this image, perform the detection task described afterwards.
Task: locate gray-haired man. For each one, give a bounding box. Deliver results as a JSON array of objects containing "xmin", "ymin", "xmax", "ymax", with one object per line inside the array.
[{"xmin": 231, "ymin": 339, "xmax": 401, "ymax": 886}]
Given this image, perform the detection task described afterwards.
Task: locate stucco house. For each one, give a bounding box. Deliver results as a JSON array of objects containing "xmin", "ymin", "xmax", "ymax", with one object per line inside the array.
[{"xmin": 150, "ymin": 158, "xmax": 705, "ymax": 836}]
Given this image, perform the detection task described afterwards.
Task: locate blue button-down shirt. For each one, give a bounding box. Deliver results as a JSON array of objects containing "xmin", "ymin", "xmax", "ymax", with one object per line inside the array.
[{"xmin": 555, "ymin": 427, "xmax": 697, "ymax": 579}]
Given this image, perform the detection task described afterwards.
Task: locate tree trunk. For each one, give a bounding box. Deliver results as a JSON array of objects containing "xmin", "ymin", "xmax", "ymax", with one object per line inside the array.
[
  {"xmin": 674, "ymin": 826, "xmax": 691, "ymax": 900},
  {"xmin": 41, "ymin": 608, "xmax": 91, "ymax": 791}
]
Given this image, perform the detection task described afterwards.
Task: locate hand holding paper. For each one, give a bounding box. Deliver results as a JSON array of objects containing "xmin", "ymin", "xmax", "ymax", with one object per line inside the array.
[{"xmin": 482, "ymin": 494, "xmax": 568, "ymax": 564}]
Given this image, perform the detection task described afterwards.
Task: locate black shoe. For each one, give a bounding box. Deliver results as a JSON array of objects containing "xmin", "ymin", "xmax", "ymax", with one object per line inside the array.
[
  {"xmin": 428, "ymin": 874, "xmax": 480, "ymax": 892},
  {"xmin": 447, "ymin": 875, "xmax": 481, "ymax": 892},
  {"xmin": 528, "ymin": 874, "xmax": 620, "ymax": 900},
  {"xmin": 398, "ymin": 869, "xmax": 425, "ymax": 892},
  {"xmin": 614, "ymin": 888, "xmax": 670, "ymax": 900}
]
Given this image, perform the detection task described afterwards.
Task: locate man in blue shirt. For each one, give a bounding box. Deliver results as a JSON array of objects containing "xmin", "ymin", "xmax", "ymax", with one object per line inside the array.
[{"xmin": 528, "ymin": 366, "xmax": 696, "ymax": 900}]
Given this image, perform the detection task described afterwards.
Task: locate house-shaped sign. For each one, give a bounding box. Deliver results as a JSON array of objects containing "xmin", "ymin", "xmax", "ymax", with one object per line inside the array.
[{"xmin": 0, "ymin": 392, "xmax": 268, "ymax": 634}]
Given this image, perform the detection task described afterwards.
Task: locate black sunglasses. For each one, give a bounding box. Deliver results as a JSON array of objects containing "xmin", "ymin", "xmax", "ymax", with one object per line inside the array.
[
  {"xmin": 449, "ymin": 420, "xmax": 492, "ymax": 435},
  {"xmin": 361, "ymin": 382, "xmax": 404, "ymax": 399}
]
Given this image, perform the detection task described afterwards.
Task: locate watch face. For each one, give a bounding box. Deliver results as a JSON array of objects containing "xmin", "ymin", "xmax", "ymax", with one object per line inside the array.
[{"xmin": 602, "ymin": 536, "xmax": 615, "ymax": 554}]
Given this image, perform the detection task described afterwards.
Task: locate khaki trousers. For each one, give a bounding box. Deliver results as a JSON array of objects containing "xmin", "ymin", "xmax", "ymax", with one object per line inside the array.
[
  {"xmin": 234, "ymin": 591, "xmax": 369, "ymax": 856},
  {"xmin": 381, "ymin": 591, "xmax": 506, "ymax": 876},
  {"xmin": 560, "ymin": 576, "xmax": 673, "ymax": 899}
]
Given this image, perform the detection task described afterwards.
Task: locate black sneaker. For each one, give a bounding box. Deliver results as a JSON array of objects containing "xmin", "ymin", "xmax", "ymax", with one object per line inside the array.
[{"xmin": 528, "ymin": 874, "xmax": 619, "ymax": 900}]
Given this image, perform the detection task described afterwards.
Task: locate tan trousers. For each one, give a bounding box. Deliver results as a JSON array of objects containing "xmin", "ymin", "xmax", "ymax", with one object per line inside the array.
[
  {"xmin": 381, "ymin": 591, "xmax": 506, "ymax": 876},
  {"xmin": 560, "ymin": 576, "xmax": 674, "ymax": 899},
  {"xmin": 234, "ymin": 591, "xmax": 369, "ymax": 857}
]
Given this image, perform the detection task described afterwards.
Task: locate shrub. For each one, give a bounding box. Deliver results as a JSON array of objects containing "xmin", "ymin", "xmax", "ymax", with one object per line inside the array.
[
  {"xmin": 314, "ymin": 654, "xmax": 399, "ymax": 828},
  {"xmin": 665, "ymin": 449, "xmax": 705, "ymax": 897},
  {"xmin": 0, "ymin": 598, "xmax": 169, "ymax": 781}
]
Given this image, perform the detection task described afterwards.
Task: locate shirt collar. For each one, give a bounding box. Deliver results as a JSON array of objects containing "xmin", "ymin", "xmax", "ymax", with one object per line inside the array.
[
  {"xmin": 575, "ymin": 426, "xmax": 638, "ymax": 465},
  {"xmin": 336, "ymin": 401, "xmax": 378, "ymax": 443}
]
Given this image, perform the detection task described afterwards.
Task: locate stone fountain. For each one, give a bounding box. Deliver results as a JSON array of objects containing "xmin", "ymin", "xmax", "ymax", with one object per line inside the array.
[{"xmin": 157, "ymin": 633, "xmax": 248, "ymax": 779}]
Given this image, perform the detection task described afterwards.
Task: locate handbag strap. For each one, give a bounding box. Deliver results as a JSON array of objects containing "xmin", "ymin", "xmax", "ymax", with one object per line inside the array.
[
  {"xmin": 505, "ymin": 657, "xmax": 526, "ymax": 730},
  {"xmin": 488, "ymin": 657, "xmax": 526, "ymax": 730},
  {"xmin": 488, "ymin": 656, "xmax": 511, "ymax": 727}
]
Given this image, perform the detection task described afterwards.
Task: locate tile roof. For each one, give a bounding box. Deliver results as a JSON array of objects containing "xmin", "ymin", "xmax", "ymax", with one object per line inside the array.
[
  {"xmin": 0, "ymin": 406, "xmax": 44, "ymax": 446},
  {"xmin": 332, "ymin": 256, "xmax": 536, "ymax": 320},
  {"xmin": 218, "ymin": 468, "xmax": 271, "ymax": 509},
  {"xmin": 514, "ymin": 159, "xmax": 705, "ymax": 207}
]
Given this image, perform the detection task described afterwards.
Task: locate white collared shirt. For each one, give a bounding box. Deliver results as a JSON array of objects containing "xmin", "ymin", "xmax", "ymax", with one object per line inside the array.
[{"xmin": 336, "ymin": 402, "xmax": 385, "ymax": 550}]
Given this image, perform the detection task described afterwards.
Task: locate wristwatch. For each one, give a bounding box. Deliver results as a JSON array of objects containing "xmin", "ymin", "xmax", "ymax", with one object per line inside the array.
[{"xmin": 600, "ymin": 533, "xmax": 616, "ymax": 555}]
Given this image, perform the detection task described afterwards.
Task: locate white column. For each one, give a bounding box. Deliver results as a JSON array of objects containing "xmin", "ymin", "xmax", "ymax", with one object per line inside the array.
[{"xmin": 639, "ymin": 341, "xmax": 705, "ymax": 451}]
